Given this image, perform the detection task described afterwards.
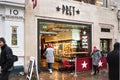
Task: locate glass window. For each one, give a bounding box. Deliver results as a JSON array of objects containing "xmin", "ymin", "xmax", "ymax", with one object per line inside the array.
[
  {"xmin": 40, "ymin": 21, "xmax": 91, "ymax": 58},
  {"xmin": 96, "ymin": 0, "xmax": 107, "ymax": 7},
  {"xmin": 101, "ymin": 28, "xmax": 110, "ymax": 32},
  {"xmin": 100, "ymin": 39, "xmax": 110, "ymax": 54},
  {"xmin": 74, "ymin": 0, "xmax": 96, "ymax": 4},
  {"xmin": 11, "ymin": 27, "xmax": 18, "ymax": 46},
  {"xmin": 74, "ymin": 0, "xmax": 107, "ymax": 7}
]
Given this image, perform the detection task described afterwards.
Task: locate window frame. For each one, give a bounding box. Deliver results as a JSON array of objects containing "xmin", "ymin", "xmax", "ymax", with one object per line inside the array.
[{"xmin": 11, "ymin": 26, "xmax": 18, "ymax": 47}]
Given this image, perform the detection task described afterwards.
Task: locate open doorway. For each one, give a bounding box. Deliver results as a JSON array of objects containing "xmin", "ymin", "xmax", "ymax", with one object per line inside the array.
[
  {"xmin": 100, "ymin": 39, "xmax": 111, "ymax": 56},
  {"xmin": 38, "ymin": 20, "xmax": 92, "ymax": 71},
  {"xmin": 40, "ymin": 32, "xmax": 59, "ymax": 70}
]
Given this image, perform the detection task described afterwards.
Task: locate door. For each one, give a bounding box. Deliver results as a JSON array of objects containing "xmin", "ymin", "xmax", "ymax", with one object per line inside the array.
[{"xmin": 100, "ymin": 39, "xmax": 111, "ymax": 54}]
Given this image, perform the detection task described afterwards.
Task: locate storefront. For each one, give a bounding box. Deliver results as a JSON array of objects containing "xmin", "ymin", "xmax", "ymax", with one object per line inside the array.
[
  {"xmin": 25, "ymin": 0, "xmax": 118, "ymax": 72},
  {"xmin": 38, "ymin": 19, "xmax": 92, "ymax": 69}
]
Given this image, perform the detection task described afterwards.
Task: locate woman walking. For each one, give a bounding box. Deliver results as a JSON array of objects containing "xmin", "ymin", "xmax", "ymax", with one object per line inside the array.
[{"xmin": 44, "ymin": 43, "xmax": 55, "ymax": 73}]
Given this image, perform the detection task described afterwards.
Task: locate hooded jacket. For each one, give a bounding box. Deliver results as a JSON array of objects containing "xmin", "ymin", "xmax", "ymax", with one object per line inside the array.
[
  {"xmin": 0, "ymin": 44, "xmax": 13, "ymax": 72},
  {"xmin": 107, "ymin": 42, "xmax": 119, "ymax": 80}
]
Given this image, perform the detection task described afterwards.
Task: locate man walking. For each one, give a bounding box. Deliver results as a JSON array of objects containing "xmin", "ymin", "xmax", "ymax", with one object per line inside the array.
[
  {"xmin": 107, "ymin": 42, "xmax": 120, "ymax": 80},
  {"xmin": 0, "ymin": 37, "xmax": 14, "ymax": 80}
]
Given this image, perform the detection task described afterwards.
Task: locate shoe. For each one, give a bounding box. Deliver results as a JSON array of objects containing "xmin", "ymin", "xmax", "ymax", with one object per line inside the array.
[
  {"xmin": 97, "ymin": 70, "xmax": 99, "ymax": 73},
  {"xmin": 91, "ymin": 72, "xmax": 96, "ymax": 75},
  {"xmin": 49, "ymin": 69, "xmax": 52, "ymax": 73},
  {"xmin": 93, "ymin": 73, "xmax": 96, "ymax": 75},
  {"xmin": 50, "ymin": 70, "xmax": 52, "ymax": 73}
]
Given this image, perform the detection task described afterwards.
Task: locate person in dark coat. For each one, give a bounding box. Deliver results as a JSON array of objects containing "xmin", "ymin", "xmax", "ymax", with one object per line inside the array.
[
  {"xmin": 107, "ymin": 42, "xmax": 120, "ymax": 80},
  {"xmin": 0, "ymin": 37, "xmax": 14, "ymax": 80}
]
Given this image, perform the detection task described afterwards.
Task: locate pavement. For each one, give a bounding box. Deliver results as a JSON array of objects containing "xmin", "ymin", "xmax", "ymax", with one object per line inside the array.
[{"xmin": 10, "ymin": 69, "xmax": 108, "ymax": 80}]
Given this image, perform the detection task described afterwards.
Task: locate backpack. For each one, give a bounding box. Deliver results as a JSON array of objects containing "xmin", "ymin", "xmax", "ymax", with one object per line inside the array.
[
  {"xmin": 12, "ymin": 55, "xmax": 18, "ymax": 62},
  {"xmin": 5, "ymin": 46, "xmax": 18, "ymax": 62}
]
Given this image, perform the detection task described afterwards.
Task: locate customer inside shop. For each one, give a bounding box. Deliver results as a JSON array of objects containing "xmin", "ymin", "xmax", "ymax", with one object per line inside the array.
[{"xmin": 39, "ymin": 21, "xmax": 91, "ymax": 70}]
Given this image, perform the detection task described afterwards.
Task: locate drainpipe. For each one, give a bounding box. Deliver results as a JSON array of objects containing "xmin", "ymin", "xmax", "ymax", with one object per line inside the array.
[{"xmin": 117, "ymin": 9, "xmax": 120, "ymax": 42}]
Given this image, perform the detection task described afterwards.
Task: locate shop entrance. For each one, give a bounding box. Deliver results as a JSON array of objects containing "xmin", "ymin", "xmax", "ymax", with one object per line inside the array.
[
  {"xmin": 40, "ymin": 32, "xmax": 59, "ymax": 70},
  {"xmin": 100, "ymin": 39, "xmax": 111, "ymax": 55},
  {"xmin": 38, "ymin": 20, "xmax": 92, "ymax": 71}
]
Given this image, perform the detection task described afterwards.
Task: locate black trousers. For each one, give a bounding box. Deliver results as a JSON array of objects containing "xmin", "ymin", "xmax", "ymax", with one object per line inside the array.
[
  {"xmin": 0, "ymin": 71, "xmax": 10, "ymax": 80},
  {"xmin": 93, "ymin": 65, "xmax": 99, "ymax": 75}
]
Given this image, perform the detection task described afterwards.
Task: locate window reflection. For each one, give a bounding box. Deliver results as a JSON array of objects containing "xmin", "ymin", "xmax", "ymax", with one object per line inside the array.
[
  {"xmin": 40, "ymin": 22, "xmax": 91, "ymax": 58},
  {"xmin": 74, "ymin": 0, "xmax": 107, "ymax": 7}
]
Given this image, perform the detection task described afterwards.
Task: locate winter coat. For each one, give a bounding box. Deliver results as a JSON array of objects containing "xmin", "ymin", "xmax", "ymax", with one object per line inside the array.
[
  {"xmin": 0, "ymin": 44, "xmax": 13, "ymax": 72},
  {"xmin": 107, "ymin": 50, "xmax": 120, "ymax": 80},
  {"xmin": 45, "ymin": 47, "xmax": 55, "ymax": 63},
  {"xmin": 91, "ymin": 50, "xmax": 102, "ymax": 66}
]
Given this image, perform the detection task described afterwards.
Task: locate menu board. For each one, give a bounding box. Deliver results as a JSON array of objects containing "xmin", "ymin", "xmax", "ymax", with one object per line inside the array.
[{"xmin": 27, "ymin": 57, "xmax": 39, "ymax": 80}]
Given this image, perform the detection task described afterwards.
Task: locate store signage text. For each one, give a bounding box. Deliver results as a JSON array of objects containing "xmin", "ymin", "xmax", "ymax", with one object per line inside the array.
[
  {"xmin": 82, "ymin": 31, "xmax": 88, "ymax": 48},
  {"xmin": 10, "ymin": 9, "xmax": 19, "ymax": 15},
  {"xmin": 56, "ymin": 5, "xmax": 80, "ymax": 16}
]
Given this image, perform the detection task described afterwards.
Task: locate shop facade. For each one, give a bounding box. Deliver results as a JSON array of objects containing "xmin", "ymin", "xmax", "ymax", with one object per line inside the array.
[
  {"xmin": 0, "ymin": 0, "xmax": 25, "ymax": 67},
  {"xmin": 25, "ymin": 0, "xmax": 119, "ymax": 72}
]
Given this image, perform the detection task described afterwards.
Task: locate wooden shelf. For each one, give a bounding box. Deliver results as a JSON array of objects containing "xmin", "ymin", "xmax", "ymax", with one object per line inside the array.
[{"xmin": 71, "ymin": 52, "xmax": 88, "ymax": 54}]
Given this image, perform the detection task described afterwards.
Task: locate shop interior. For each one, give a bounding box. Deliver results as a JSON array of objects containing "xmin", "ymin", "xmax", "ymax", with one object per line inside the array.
[{"xmin": 39, "ymin": 21, "xmax": 91, "ymax": 69}]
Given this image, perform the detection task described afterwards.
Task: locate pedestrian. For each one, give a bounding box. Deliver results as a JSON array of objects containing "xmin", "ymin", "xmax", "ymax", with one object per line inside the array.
[
  {"xmin": 0, "ymin": 37, "xmax": 14, "ymax": 80},
  {"xmin": 107, "ymin": 42, "xmax": 120, "ymax": 80},
  {"xmin": 91, "ymin": 46, "xmax": 102, "ymax": 75},
  {"xmin": 44, "ymin": 43, "xmax": 55, "ymax": 73}
]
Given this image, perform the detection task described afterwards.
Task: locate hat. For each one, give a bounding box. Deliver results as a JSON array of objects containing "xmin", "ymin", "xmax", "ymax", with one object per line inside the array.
[
  {"xmin": 93, "ymin": 46, "xmax": 97, "ymax": 51},
  {"xmin": 114, "ymin": 42, "xmax": 120, "ymax": 50},
  {"xmin": 0, "ymin": 37, "xmax": 6, "ymax": 43},
  {"xmin": 93, "ymin": 46, "xmax": 97, "ymax": 49}
]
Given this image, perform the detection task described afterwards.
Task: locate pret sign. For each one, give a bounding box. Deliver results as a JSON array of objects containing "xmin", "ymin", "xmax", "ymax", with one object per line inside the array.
[{"xmin": 56, "ymin": 4, "xmax": 80, "ymax": 16}]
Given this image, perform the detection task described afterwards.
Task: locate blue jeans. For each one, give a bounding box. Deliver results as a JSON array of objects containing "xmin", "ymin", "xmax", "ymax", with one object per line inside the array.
[{"xmin": 48, "ymin": 63, "xmax": 52, "ymax": 70}]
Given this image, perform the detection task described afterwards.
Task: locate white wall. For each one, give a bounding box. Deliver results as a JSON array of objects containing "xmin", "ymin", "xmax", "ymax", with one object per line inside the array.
[
  {"xmin": 0, "ymin": 0, "xmax": 25, "ymax": 4},
  {"xmin": 0, "ymin": 16, "xmax": 3, "ymax": 37},
  {"xmin": 0, "ymin": 5, "xmax": 25, "ymax": 66}
]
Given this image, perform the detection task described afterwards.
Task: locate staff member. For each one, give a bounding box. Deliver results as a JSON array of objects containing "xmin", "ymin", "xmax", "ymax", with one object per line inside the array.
[{"xmin": 0, "ymin": 37, "xmax": 14, "ymax": 80}]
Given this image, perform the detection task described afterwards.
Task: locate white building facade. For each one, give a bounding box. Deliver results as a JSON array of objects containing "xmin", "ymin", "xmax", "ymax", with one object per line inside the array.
[
  {"xmin": 25, "ymin": 0, "xmax": 120, "ymax": 72},
  {"xmin": 0, "ymin": 0, "xmax": 120, "ymax": 73},
  {"xmin": 0, "ymin": 0, "xmax": 25, "ymax": 67}
]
